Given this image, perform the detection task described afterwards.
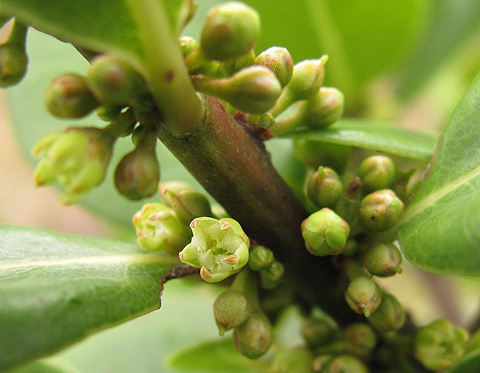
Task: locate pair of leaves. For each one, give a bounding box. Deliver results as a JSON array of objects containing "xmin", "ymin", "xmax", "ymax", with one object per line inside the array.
[{"xmin": 0, "ymin": 225, "xmax": 178, "ymax": 371}]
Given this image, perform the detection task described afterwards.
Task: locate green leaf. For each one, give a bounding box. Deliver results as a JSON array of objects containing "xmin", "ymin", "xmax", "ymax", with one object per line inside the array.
[
  {"xmin": 0, "ymin": 225, "xmax": 178, "ymax": 371},
  {"xmin": 445, "ymin": 350, "xmax": 480, "ymax": 373},
  {"xmin": 0, "ymin": 0, "xmax": 186, "ymax": 63},
  {"xmin": 277, "ymin": 119, "xmax": 436, "ymax": 162},
  {"xmin": 10, "ymin": 359, "xmax": 78, "ymax": 373},
  {"xmin": 245, "ymin": 0, "xmax": 428, "ymax": 104},
  {"xmin": 397, "ymin": 0, "xmax": 480, "ymax": 98},
  {"xmin": 399, "ymin": 72, "xmax": 480, "ymax": 275},
  {"xmin": 168, "ymin": 338, "xmax": 268, "ymax": 373}
]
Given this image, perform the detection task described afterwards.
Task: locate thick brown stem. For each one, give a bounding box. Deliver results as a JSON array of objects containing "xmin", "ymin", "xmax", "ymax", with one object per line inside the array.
[{"xmin": 155, "ymin": 95, "xmax": 355, "ymax": 324}]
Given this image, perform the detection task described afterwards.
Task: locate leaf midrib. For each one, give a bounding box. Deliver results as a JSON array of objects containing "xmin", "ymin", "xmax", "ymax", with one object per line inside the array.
[
  {"xmin": 400, "ymin": 163, "xmax": 480, "ymax": 224},
  {"xmin": 0, "ymin": 253, "xmax": 179, "ymax": 271}
]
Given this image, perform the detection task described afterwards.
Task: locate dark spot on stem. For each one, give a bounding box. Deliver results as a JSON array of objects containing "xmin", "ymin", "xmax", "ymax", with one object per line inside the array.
[{"xmin": 165, "ymin": 69, "xmax": 175, "ymax": 83}]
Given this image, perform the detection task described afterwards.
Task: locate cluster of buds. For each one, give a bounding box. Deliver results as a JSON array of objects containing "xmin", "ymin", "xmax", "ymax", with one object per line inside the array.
[
  {"xmin": 248, "ymin": 246, "xmax": 284, "ymax": 289},
  {"xmin": 180, "ymin": 1, "xmax": 343, "ymax": 133}
]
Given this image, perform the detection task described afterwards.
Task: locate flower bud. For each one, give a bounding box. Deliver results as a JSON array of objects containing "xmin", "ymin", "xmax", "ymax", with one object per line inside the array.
[
  {"xmin": 164, "ymin": 188, "xmax": 213, "ymax": 225},
  {"xmin": 343, "ymin": 239, "xmax": 358, "ymax": 257},
  {"xmin": 96, "ymin": 105, "xmax": 123, "ymax": 122},
  {"xmin": 367, "ymin": 292, "xmax": 405, "ymax": 332},
  {"xmin": 363, "ymin": 243, "xmax": 402, "ymax": 277},
  {"xmin": 306, "ymin": 167, "xmax": 343, "ymax": 208},
  {"xmin": 302, "ymin": 87, "xmax": 344, "ymax": 129},
  {"xmin": 359, "ymin": 189, "xmax": 404, "ymax": 232},
  {"xmin": 214, "ymin": 289, "xmax": 251, "ymax": 336},
  {"xmin": 270, "ymin": 348, "xmax": 312, "ymax": 373},
  {"xmin": 114, "ymin": 145, "xmax": 160, "ymax": 201},
  {"xmin": 302, "ymin": 316, "xmax": 338, "ymax": 348},
  {"xmin": 345, "ymin": 276, "xmax": 382, "ymax": 317},
  {"xmin": 221, "ymin": 49, "xmax": 255, "ymax": 76},
  {"xmin": 318, "ymin": 355, "xmax": 369, "ymax": 373},
  {"xmin": 301, "ymin": 208, "xmax": 350, "ymax": 256},
  {"xmin": 0, "ymin": 42, "xmax": 28, "ymax": 88},
  {"xmin": 248, "ymin": 246, "xmax": 274, "ymax": 271},
  {"xmin": 255, "ymin": 47, "xmax": 294, "ymax": 88},
  {"xmin": 345, "ymin": 323, "xmax": 377, "ymax": 359},
  {"xmin": 87, "ymin": 54, "xmax": 147, "ymax": 105},
  {"xmin": 32, "ymin": 127, "xmax": 114, "ymax": 205},
  {"xmin": 45, "ymin": 73, "xmax": 98, "ymax": 118},
  {"xmin": 311, "ymin": 355, "xmax": 334, "ymax": 372},
  {"xmin": 233, "ymin": 313, "xmax": 272, "ymax": 359},
  {"xmin": 358, "ymin": 155, "xmax": 396, "ymax": 193},
  {"xmin": 259, "ymin": 261, "xmax": 284, "ymax": 290},
  {"xmin": 133, "ymin": 203, "xmax": 191, "ymax": 253},
  {"xmin": 269, "ymin": 56, "xmax": 327, "ymax": 117},
  {"xmin": 159, "ymin": 181, "xmax": 194, "ymax": 204},
  {"xmin": 179, "ymin": 36, "xmax": 199, "ymax": 57},
  {"xmin": 415, "ymin": 319, "xmax": 469, "ymax": 371},
  {"xmin": 192, "ymin": 65, "xmax": 282, "ymax": 114},
  {"xmin": 200, "ymin": 2, "xmax": 260, "ymax": 61},
  {"xmin": 179, "ymin": 217, "xmax": 250, "ymax": 282}
]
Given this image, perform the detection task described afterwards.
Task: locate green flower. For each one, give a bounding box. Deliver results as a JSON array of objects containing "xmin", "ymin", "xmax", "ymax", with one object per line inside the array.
[
  {"xmin": 179, "ymin": 217, "xmax": 250, "ymax": 282},
  {"xmin": 33, "ymin": 127, "xmax": 114, "ymax": 205},
  {"xmin": 133, "ymin": 203, "xmax": 192, "ymax": 253}
]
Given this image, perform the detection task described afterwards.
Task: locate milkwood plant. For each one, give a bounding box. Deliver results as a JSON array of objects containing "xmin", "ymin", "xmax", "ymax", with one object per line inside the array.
[{"xmin": 2, "ymin": 0, "xmax": 480, "ymax": 372}]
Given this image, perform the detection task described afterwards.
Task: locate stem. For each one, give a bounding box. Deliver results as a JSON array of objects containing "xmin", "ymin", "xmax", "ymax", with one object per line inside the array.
[
  {"xmin": 126, "ymin": 0, "xmax": 203, "ymax": 137},
  {"xmin": 154, "ymin": 94, "xmax": 356, "ymax": 325}
]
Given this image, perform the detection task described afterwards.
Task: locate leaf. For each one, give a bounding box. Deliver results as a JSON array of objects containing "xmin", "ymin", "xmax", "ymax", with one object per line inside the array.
[
  {"xmin": 399, "ymin": 72, "xmax": 480, "ymax": 275},
  {"xmin": 277, "ymin": 119, "xmax": 436, "ymax": 162},
  {"xmin": 11, "ymin": 359, "xmax": 78, "ymax": 373},
  {"xmin": 244, "ymin": 0, "xmax": 428, "ymax": 104},
  {"xmin": 6, "ymin": 29, "xmax": 207, "ymax": 229},
  {"xmin": 168, "ymin": 338, "xmax": 268, "ymax": 373},
  {"xmin": 445, "ymin": 350, "xmax": 480, "ymax": 373},
  {"xmin": 397, "ymin": 0, "xmax": 480, "ymax": 98},
  {"xmin": 0, "ymin": 0, "xmax": 186, "ymax": 63},
  {"xmin": 0, "ymin": 225, "xmax": 178, "ymax": 371}
]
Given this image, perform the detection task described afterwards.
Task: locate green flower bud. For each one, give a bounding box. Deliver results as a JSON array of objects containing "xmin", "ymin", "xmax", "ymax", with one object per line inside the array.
[
  {"xmin": 311, "ymin": 355, "xmax": 334, "ymax": 372},
  {"xmin": 179, "ymin": 36, "xmax": 198, "ymax": 57},
  {"xmin": 179, "ymin": 217, "xmax": 250, "ymax": 282},
  {"xmin": 248, "ymin": 246, "xmax": 274, "ymax": 271},
  {"xmin": 32, "ymin": 127, "xmax": 114, "ymax": 205},
  {"xmin": 200, "ymin": 2, "xmax": 260, "ymax": 61},
  {"xmin": 302, "ymin": 316, "xmax": 338, "ymax": 348},
  {"xmin": 45, "ymin": 73, "xmax": 98, "ymax": 118},
  {"xmin": 343, "ymin": 239, "xmax": 358, "ymax": 257},
  {"xmin": 114, "ymin": 143, "xmax": 160, "ymax": 201},
  {"xmin": 367, "ymin": 292, "xmax": 405, "ymax": 332},
  {"xmin": 0, "ymin": 42, "xmax": 28, "ymax": 88},
  {"xmin": 343, "ymin": 258, "xmax": 370, "ymax": 281},
  {"xmin": 163, "ymin": 188, "xmax": 213, "ymax": 225},
  {"xmin": 345, "ymin": 276, "xmax": 382, "ymax": 317},
  {"xmin": 301, "ymin": 208, "xmax": 350, "ymax": 256},
  {"xmin": 359, "ymin": 190, "xmax": 404, "ymax": 232},
  {"xmin": 133, "ymin": 203, "xmax": 191, "ymax": 253},
  {"xmin": 109, "ymin": 108, "xmax": 137, "ymax": 137},
  {"xmin": 255, "ymin": 47, "xmax": 294, "ymax": 88},
  {"xmin": 293, "ymin": 140, "xmax": 351, "ymax": 171},
  {"xmin": 221, "ymin": 49, "xmax": 255, "ymax": 76},
  {"xmin": 270, "ymin": 348, "xmax": 313, "ymax": 373},
  {"xmin": 307, "ymin": 167, "xmax": 343, "ymax": 208},
  {"xmin": 363, "ymin": 243, "xmax": 402, "ymax": 277},
  {"xmin": 96, "ymin": 105, "xmax": 123, "ymax": 122},
  {"xmin": 259, "ymin": 261, "xmax": 284, "ymax": 290},
  {"xmin": 159, "ymin": 181, "xmax": 194, "ymax": 204},
  {"xmin": 233, "ymin": 312, "xmax": 272, "ymax": 359},
  {"xmin": 87, "ymin": 54, "xmax": 147, "ymax": 105},
  {"xmin": 192, "ymin": 65, "xmax": 282, "ymax": 114},
  {"xmin": 214, "ymin": 289, "xmax": 251, "ymax": 336},
  {"xmin": 345, "ymin": 323, "xmax": 377, "ymax": 359},
  {"xmin": 358, "ymin": 156, "xmax": 396, "ymax": 192},
  {"xmin": 319, "ymin": 355, "xmax": 369, "ymax": 373},
  {"xmin": 415, "ymin": 319, "xmax": 469, "ymax": 371},
  {"xmin": 269, "ymin": 56, "xmax": 328, "ymax": 117}
]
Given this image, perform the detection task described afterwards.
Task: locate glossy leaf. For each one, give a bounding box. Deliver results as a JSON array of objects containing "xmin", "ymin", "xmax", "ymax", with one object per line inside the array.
[
  {"xmin": 399, "ymin": 72, "xmax": 480, "ymax": 275},
  {"xmin": 245, "ymin": 0, "xmax": 428, "ymax": 104},
  {"xmin": 397, "ymin": 0, "xmax": 480, "ymax": 98},
  {"xmin": 278, "ymin": 119, "xmax": 436, "ymax": 162},
  {"xmin": 168, "ymin": 339, "xmax": 267, "ymax": 373},
  {"xmin": 0, "ymin": 225, "xmax": 178, "ymax": 371},
  {"xmin": 0, "ymin": 0, "xmax": 186, "ymax": 63}
]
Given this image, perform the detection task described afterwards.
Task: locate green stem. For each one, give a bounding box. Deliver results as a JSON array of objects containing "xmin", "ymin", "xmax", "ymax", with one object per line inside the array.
[
  {"xmin": 126, "ymin": 0, "xmax": 203, "ymax": 137},
  {"xmin": 8, "ymin": 19, "xmax": 27, "ymax": 46}
]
